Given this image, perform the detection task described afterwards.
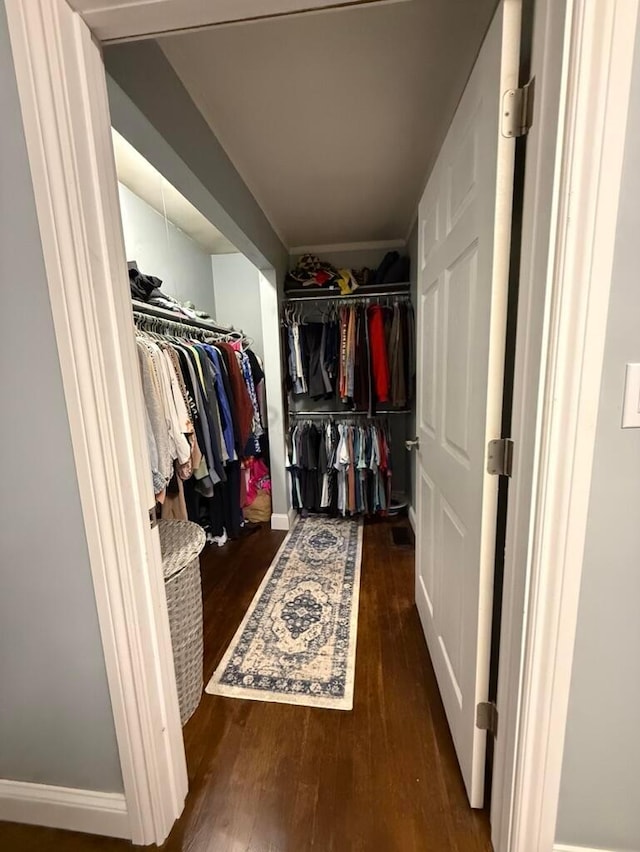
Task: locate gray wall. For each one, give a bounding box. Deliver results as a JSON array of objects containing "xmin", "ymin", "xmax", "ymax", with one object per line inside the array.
[
  {"xmin": 555, "ymin": 21, "xmax": 640, "ymax": 852},
  {"xmin": 119, "ymin": 182, "xmax": 217, "ymax": 316},
  {"xmin": 0, "ymin": 2, "xmax": 122, "ymax": 793},
  {"xmin": 212, "ymin": 254, "xmax": 264, "ymax": 360}
]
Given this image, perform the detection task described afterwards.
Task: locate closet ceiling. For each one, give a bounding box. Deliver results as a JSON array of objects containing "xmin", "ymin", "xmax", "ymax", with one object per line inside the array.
[{"xmin": 157, "ymin": 0, "xmax": 498, "ymax": 248}]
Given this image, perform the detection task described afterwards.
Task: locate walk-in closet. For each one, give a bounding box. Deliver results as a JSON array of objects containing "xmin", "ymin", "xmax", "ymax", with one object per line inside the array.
[
  {"xmin": 110, "ymin": 62, "xmax": 426, "ymax": 740},
  {"xmin": 97, "ymin": 0, "xmax": 500, "ymax": 842}
]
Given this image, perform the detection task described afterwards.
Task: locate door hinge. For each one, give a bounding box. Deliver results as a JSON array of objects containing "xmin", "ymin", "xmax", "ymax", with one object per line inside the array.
[
  {"xmin": 148, "ymin": 505, "xmax": 158, "ymax": 529},
  {"xmin": 487, "ymin": 438, "xmax": 514, "ymax": 477},
  {"xmin": 501, "ymin": 77, "xmax": 535, "ymax": 138},
  {"xmin": 476, "ymin": 701, "xmax": 499, "ymax": 737}
]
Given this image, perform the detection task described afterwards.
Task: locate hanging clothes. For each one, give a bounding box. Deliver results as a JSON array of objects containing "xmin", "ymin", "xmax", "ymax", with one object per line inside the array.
[
  {"xmin": 282, "ymin": 298, "xmax": 414, "ymax": 411},
  {"xmin": 216, "ymin": 342, "xmax": 255, "ymax": 451},
  {"xmin": 367, "ymin": 304, "xmax": 391, "ymax": 405},
  {"xmin": 287, "ymin": 418, "xmax": 393, "ymax": 517},
  {"xmin": 353, "ymin": 307, "xmax": 371, "ymax": 413},
  {"xmin": 134, "ymin": 313, "xmax": 269, "ymax": 544},
  {"xmin": 286, "ymin": 319, "xmax": 308, "ymax": 395},
  {"xmin": 388, "ymin": 301, "xmax": 406, "ymax": 408}
]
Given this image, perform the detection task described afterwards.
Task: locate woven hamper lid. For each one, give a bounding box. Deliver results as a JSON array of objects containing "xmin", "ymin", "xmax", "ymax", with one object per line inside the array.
[{"xmin": 157, "ymin": 519, "xmax": 206, "ymax": 581}]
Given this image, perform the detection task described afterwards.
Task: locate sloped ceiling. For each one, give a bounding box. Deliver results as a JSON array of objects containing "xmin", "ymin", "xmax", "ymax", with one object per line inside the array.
[{"xmin": 158, "ymin": 0, "xmax": 497, "ymax": 248}]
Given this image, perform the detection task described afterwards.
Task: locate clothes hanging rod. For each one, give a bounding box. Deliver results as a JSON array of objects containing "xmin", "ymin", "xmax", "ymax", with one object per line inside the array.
[
  {"xmin": 289, "ymin": 409, "xmax": 411, "ymax": 416},
  {"xmin": 131, "ymin": 299, "xmax": 240, "ymax": 336},
  {"xmin": 283, "ymin": 285, "xmax": 411, "ymax": 303}
]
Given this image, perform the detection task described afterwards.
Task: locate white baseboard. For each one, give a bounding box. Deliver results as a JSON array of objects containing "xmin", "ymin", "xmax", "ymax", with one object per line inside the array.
[
  {"xmin": 271, "ymin": 507, "xmax": 296, "ymax": 531},
  {"xmin": 0, "ymin": 779, "xmax": 130, "ymax": 839},
  {"xmin": 554, "ymin": 844, "xmax": 620, "ymax": 852},
  {"xmin": 408, "ymin": 504, "xmax": 417, "ymax": 534}
]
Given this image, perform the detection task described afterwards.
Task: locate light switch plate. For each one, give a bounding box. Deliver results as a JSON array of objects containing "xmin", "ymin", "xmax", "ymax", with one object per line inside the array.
[{"xmin": 622, "ymin": 363, "xmax": 640, "ymax": 428}]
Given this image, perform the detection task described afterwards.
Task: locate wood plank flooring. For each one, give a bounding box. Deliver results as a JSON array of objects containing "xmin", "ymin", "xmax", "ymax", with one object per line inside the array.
[{"xmin": 0, "ymin": 519, "xmax": 492, "ymax": 852}]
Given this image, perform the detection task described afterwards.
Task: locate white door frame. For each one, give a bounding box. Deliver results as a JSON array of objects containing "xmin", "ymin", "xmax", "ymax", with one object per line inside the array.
[
  {"xmin": 74, "ymin": 0, "xmax": 412, "ymax": 44},
  {"xmin": 4, "ymin": 0, "xmax": 187, "ymax": 844},
  {"xmin": 489, "ymin": 0, "xmax": 569, "ymax": 844},
  {"xmin": 499, "ymin": 0, "xmax": 639, "ymax": 849},
  {"xmin": 4, "ymin": 0, "xmax": 638, "ymax": 848}
]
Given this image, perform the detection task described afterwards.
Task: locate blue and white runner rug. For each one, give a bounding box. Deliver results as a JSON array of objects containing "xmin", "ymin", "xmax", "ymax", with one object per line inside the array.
[{"xmin": 206, "ymin": 516, "xmax": 363, "ymax": 710}]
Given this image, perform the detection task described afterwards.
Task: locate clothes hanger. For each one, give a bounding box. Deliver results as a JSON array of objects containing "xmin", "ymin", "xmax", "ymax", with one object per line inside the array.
[
  {"xmin": 283, "ymin": 303, "xmax": 294, "ymax": 327},
  {"xmin": 318, "ymin": 302, "xmax": 332, "ymax": 323}
]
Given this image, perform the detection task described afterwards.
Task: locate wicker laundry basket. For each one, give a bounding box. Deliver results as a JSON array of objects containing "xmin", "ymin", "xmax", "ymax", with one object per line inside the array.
[{"xmin": 158, "ymin": 519, "xmax": 206, "ymax": 726}]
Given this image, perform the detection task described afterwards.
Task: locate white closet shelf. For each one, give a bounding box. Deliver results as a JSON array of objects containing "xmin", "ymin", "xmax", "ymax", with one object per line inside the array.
[
  {"xmin": 283, "ymin": 283, "xmax": 411, "ymax": 302},
  {"xmin": 131, "ymin": 299, "xmax": 239, "ymax": 335}
]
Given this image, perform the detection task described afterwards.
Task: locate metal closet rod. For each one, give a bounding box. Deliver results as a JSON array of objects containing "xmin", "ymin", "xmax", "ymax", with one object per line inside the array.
[
  {"xmin": 284, "ymin": 288, "xmax": 411, "ymax": 303},
  {"xmin": 131, "ymin": 299, "xmax": 241, "ymax": 336},
  {"xmin": 289, "ymin": 409, "xmax": 411, "ymax": 416}
]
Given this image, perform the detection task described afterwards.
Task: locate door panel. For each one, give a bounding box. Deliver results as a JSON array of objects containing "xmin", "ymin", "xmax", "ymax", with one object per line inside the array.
[
  {"xmin": 420, "ymin": 280, "xmax": 439, "ymax": 435},
  {"xmin": 414, "ymin": 0, "xmax": 520, "ymax": 807},
  {"xmin": 442, "ymin": 245, "xmax": 476, "ymax": 463},
  {"xmin": 448, "ymin": 116, "xmax": 479, "ymax": 229},
  {"xmin": 418, "ymin": 467, "xmax": 436, "ymax": 613}
]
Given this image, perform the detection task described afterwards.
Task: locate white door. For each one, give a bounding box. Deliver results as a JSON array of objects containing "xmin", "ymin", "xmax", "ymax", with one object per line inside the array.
[{"xmin": 414, "ymin": 0, "xmax": 520, "ymax": 807}]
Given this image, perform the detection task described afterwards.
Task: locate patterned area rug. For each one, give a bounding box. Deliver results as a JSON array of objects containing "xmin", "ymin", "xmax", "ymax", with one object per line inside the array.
[{"xmin": 206, "ymin": 516, "xmax": 363, "ymax": 710}]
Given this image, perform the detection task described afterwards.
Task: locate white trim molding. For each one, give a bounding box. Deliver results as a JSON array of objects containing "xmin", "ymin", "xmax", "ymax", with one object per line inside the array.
[
  {"xmin": 489, "ymin": 0, "xmax": 568, "ymax": 846},
  {"xmin": 554, "ymin": 846, "xmax": 620, "ymax": 852},
  {"xmin": 408, "ymin": 504, "xmax": 417, "ymax": 534},
  {"xmin": 0, "ymin": 781, "xmax": 129, "ymax": 839},
  {"xmin": 271, "ymin": 507, "xmax": 297, "ymax": 531},
  {"xmin": 79, "ymin": 0, "xmax": 412, "ymax": 44},
  {"xmin": 257, "ymin": 268, "xmax": 289, "ymax": 520},
  {"xmin": 4, "ymin": 0, "xmax": 188, "ymax": 844},
  {"xmin": 289, "ymin": 239, "xmax": 406, "ymax": 256},
  {"xmin": 508, "ymin": 0, "xmax": 639, "ymax": 850}
]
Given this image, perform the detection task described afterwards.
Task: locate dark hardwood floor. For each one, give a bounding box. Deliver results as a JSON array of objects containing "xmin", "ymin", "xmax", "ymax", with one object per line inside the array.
[{"xmin": 0, "ymin": 519, "xmax": 492, "ymax": 852}]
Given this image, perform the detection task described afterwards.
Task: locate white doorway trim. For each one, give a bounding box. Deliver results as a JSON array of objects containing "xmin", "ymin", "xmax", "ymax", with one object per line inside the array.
[
  {"xmin": 73, "ymin": 0, "xmax": 413, "ymax": 44},
  {"xmin": 494, "ymin": 0, "xmax": 639, "ymax": 850},
  {"xmin": 4, "ymin": 0, "xmax": 188, "ymax": 844}
]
